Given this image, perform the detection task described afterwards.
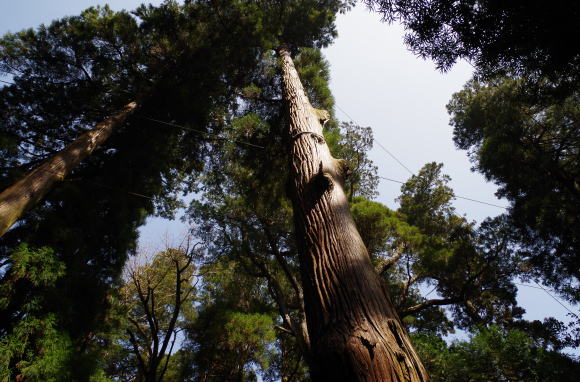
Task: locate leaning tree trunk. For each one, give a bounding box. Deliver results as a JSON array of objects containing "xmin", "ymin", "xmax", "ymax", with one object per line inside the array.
[
  {"xmin": 0, "ymin": 101, "xmax": 138, "ymax": 236},
  {"xmin": 278, "ymin": 46, "xmax": 428, "ymax": 382}
]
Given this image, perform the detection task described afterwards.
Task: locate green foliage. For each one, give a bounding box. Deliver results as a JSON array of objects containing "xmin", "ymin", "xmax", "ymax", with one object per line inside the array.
[
  {"xmin": 351, "ymin": 196, "xmax": 421, "ymax": 258},
  {"xmin": 448, "ymin": 77, "xmax": 580, "ymax": 302},
  {"xmin": 351, "ymin": 163, "xmax": 523, "ymax": 334},
  {"xmin": 103, "ymin": 248, "xmax": 197, "ymax": 381},
  {"xmin": 1, "ymin": 244, "xmax": 64, "ymax": 291},
  {"xmin": 0, "ymin": 315, "xmax": 73, "ymax": 382},
  {"xmin": 366, "ymin": 0, "xmax": 580, "ymax": 79},
  {"xmin": 334, "ymin": 122, "xmax": 379, "ymax": 200},
  {"xmin": 188, "ymin": 260, "xmax": 278, "ymax": 382},
  {"xmin": 398, "ymin": 162, "xmax": 456, "ymax": 235},
  {"xmin": 413, "ymin": 326, "xmax": 580, "ymax": 382},
  {"xmin": 224, "ymin": 312, "xmax": 276, "ymax": 370},
  {"xmin": 294, "ymin": 47, "xmax": 335, "ymax": 111},
  {"xmin": 0, "ymin": 245, "xmax": 74, "ymax": 381}
]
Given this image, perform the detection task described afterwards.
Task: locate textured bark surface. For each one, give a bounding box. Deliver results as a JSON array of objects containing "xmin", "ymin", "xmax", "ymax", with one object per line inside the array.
[
  {"xmin": 279, "ymin": 47, "xmax": 428, "ymax": 382},
  {"xmin": 0, "ymin": 101, "xmax": 138, "ymax": 236}
]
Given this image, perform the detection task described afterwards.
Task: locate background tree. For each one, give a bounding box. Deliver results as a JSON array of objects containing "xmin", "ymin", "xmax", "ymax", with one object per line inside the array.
[
  {"xmin": 352, "ymin": 163, "xmax": 580, "ymax": 379},
  {"xmin": 364, "ymin": 0, "xmax": 579, "ymax": 311},
  {"xmin": 365, "ymin": 0, "xmax": 580, "ymax": 79},
  {"xmin": 0, "ymin": 1, "xmax": 279, "ymax": 378},
  {"xmin": 412, "ymin": 326, "xmax": 580, "ymax": 382},
  {"xmin": 186, "ymin": 260, "xmax": 277, "ymax": 382},
  {"xmin": 447, "ymin": 78, "xmax": 580, "ymax": 303},
  {"xmin": 104, "ymin": 246, "xmax": 197, "ymax": 382},
  {"xmin": 0, "ymin": 244, "xmax": 70, "ymax": 381}
]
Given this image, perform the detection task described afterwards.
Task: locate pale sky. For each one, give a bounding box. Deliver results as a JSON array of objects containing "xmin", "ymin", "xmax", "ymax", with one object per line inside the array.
[{"xmin": 1, "ymin": 1, "xmax": 576, "ymax": 350}]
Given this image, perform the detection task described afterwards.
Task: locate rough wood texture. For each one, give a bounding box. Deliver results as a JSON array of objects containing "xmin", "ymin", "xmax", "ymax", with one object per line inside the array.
[
  {"xmin": 279, "ymin": 47, "xmax": 428, "ymax": 382},
  {"xmin": 0, "ymin": 101, "xmax": 138, "ymax": 236}
]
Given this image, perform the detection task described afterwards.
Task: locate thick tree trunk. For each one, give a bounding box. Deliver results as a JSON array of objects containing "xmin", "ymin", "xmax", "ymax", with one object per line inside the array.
[
  {"xmin": 0, "ymin": 101, "xmax": 138, "ymax": 236},
  {"xmin": 278, "ymin": 47, "xmax": 428, "ymax": 382}
]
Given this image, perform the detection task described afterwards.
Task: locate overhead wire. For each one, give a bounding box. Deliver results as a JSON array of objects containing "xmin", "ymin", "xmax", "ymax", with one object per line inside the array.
[
  {"xmin": 335, "ymin": 103, "xmax": 414, "ymax": 175},
  {"xmin": 335, "ymin": 102, "xmax": 508, "ymax": 210},
  {"xmin": 34, "ymin": 167, "xmax": 159, "ymax": 201},
  {"xmin": 142, "ymin": 116, "xmax": 265, "ymax": 149},
  {"xmin": 530, "ymin": 280, "xmax": 578, "ymax": 317},
  {"xmin": 378, "ymin": 176, "xmax": 507, "ymax": 209},
  {"xmin": 514, "ymin": 281, "xmax": 577, "ymax": 317},
  {"xmin": 82, "ymin": 178, "xmax": 158, "ymax": 201},
  {"xmin": 3, "ymin": 85, "xmax": 575, "ymax": 313},
  {"xmin": 365, "ymin": 107, "xmax": 570, "ymax": 311}
]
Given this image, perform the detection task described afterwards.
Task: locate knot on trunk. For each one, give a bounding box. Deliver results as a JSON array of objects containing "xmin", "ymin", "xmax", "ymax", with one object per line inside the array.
[
  {"xmin": 359, "ymin": 336, "xmax": 376, "ymax": 360},
  {"xmin": 311, "ymin": 107, "xmax": 330, "ymax": 127},
  {"xmin": 335, "ymin": 159, "xmax": 352, "ymax": 182},
  {"xmin": 313, "ymin": 171, "xmax": 334, "ymax": 193}
]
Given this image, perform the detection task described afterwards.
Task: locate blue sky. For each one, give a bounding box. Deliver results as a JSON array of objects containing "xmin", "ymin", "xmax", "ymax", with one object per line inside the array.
[{"xmin": 2, "ymin": 0, "xmax": 577, "ymax": 352}]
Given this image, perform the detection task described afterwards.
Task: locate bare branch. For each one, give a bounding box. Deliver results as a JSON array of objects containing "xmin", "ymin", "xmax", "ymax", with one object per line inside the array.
[
  {"xmin": 375, "ymin": 244, "xmax": 404, "ymax": 275},
  {"xmin": 400, "ymin": 297, "xmax": 460, "ymax": 317},
  {"xmin": 274, "ymin": 324, "xmax": 295, "ymax": 335}
]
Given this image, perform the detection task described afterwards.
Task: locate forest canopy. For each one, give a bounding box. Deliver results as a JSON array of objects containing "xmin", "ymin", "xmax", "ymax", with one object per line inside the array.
[{"xmin": 0, "ymin": 1, "xmax": 578, "ymax": 381}]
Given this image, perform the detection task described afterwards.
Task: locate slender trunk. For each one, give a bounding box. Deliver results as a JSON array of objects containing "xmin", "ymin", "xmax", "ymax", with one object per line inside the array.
[
  {"xmin": 0, "ymin": 101, "xmax": 138, "ymax": 236},
  {"xmin": 278, "ymin": 47, "xmax": 428, "ymax": 382}
]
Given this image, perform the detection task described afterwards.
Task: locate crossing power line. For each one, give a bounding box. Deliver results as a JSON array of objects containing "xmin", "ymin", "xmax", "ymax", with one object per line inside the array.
[{"xmin": 335, "ymin": 103, "xmax": 508, "ymax": 210}]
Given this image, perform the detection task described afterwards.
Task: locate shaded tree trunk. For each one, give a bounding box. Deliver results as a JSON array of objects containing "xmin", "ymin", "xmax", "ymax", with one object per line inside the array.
[
  {"xmin": 0, "ymin": 101, "xmax": 138, "ymax": 236},
  {"xmin": 278, "ymin": 46, "xmax": 428, "ymax": 382}
]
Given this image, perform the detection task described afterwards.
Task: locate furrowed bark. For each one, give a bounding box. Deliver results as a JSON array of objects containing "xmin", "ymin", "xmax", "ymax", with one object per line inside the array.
[
  {"xmin": 0, "ymin": 101, "xmax": 138, "ymax": 236},
  {"xmin": 278, "ymin": 46, "xmax": 428, "ymax": 382}
]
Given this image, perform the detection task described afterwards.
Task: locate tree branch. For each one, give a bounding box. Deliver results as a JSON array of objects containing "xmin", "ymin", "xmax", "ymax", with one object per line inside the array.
[
  {"xmin": 400, "ymin": 297, "xmax": 460, "ymax": 317},
  {"xmin": 127, "ymin": 329, "xmax": 148, "ymax": 378},
  {"xmin": 375, "ymin": 244, "xmax": 404, "ymax": 275}
]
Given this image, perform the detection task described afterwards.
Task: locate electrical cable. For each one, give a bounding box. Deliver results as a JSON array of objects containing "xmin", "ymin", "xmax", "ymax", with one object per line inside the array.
[
  {"xmin": 142, "ymin": 116, "xmax": 265, "ymax": 149},
  {"xmin": 335, "ymin": 103, "xmax": 414, "ymax": 175},
  {"xmin": 378, "ymin": 176, "xmax": 507, "ymax": 209},
  {"xmin": 335, "ymin": 103, "xmax": 508, "ymax": 209}
]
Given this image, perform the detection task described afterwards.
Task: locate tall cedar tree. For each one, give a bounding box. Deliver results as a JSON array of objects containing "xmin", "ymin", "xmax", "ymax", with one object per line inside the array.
[
  {"xmin": 278, "ymin": 46, "xmax": 428, "ymax": 381},
  {"xmin": 0, "ymin": 101, "xmax": 138, "ymax": 236},
  {"xmin": 0, "ymin": 2, "xmax": 275, "ymax": 378}
]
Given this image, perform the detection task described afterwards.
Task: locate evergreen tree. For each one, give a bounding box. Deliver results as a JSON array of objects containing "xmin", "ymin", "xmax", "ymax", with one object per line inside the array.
[
  {"xmin": 278, "ymin": 44, "xmax": 428, "ymax": 381},
  {"xmin": 413, "ymin": 326, "xmax": 580, "ymax": 382},
  {"xmin": 0, "ymin": 1, "xmax": 278, "ymax": 377},
  {"xmin": 365, "ymin": 0, "xmax": 580, "ymax": 79},
  {"xmin": 448, "ymin": 77, "xmax": 580, "ymax": 303}
]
